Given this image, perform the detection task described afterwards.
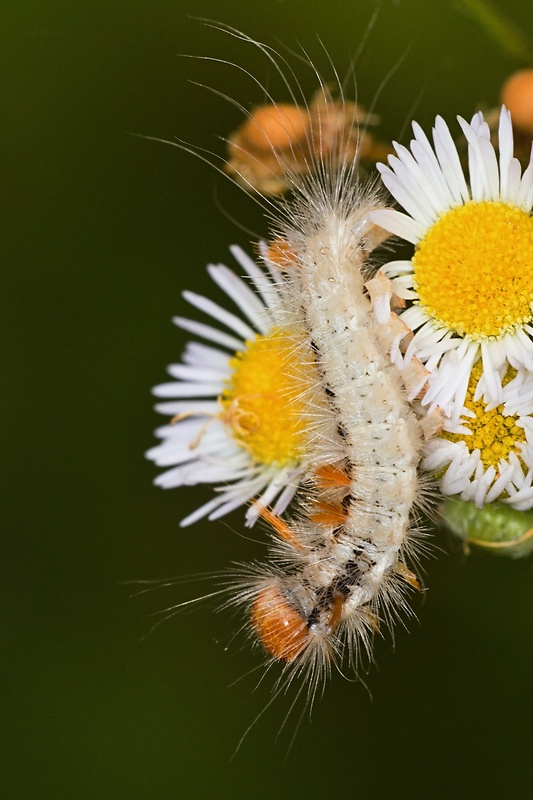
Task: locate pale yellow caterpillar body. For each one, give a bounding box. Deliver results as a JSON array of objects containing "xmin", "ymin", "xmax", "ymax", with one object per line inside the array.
[
  {"xmin": 225, "ymin": 159, "xmax": 440, "ymax": 694},
  {"xmin": 147, "ymin": 28, "xmax": 442, "ymax": 708}
]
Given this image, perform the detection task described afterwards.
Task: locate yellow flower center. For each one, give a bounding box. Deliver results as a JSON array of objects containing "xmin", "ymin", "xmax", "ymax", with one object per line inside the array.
[
  {"xmin": 220, "ymin": 328, "xmax": 310, "ymax": 466},
  {"xmin": 413, "ymin": 201, "xmax": 533, "ymax": 339},
  {"xmin": 444, "ymin": 362, "xmax": 526, "ymax": 469}
]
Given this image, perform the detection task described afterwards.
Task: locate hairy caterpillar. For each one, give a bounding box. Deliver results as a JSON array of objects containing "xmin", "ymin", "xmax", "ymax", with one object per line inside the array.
[
  {"xmin": 147, "ymin": 27, "xmax": 442, "ymax": 708},
  {"xmin": 227, "ymin": 160, "xmax": 441, "ymax": 694}
]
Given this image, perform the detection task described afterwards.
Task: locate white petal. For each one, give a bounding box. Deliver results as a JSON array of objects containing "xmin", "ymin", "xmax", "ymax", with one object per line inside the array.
[
  {"xmin": 154, "ymin": 400, "xmax": 220, "ymax": 416},
  {"xmin": 390, "ymin": 275, "xmax": 417, "ymax": 300},
  {"xmin": 183, "ymin": 291, "xmax": 257, "ymax": 340},
  {"xmin": 209, "ymin": 490, "xmax": 261, "ymax": 522},
  {"xmin": 457, "ymin": 115, "xmax": 488, "ymax": 201},
  {"xmin": 433, "ymin": 116, "xmax": 470, "ymax": 204},
  {"xmin": 401, "ymin": 306, "xmax": 432, "ymax": 336},
  {"xmin": 387, "ymin": 148, "xmax": 443, "ymax": 217},
  {"xmin": 498, "ymin": 106, "xmax": 514, "ymax": 201},
  {"xmin": 155, "ymin": 461, "xmax": 242, "ymax": 488},
  {"xmin": 173, "ymin": 316, "xmax": 244, "ymax": 352},
  {"xmin": 484, "ymin": 462, "xmax": 515, "ymax": 503},
  {"xmin": 505, "ymin": 486, "xmax": 533, "ymax": 511},
  {"xmin": 207, "ymin": 263, "xmax": 271, "ymax": 333},
  {"xmin": 479, "ymin": 341, "xmax": 504, "ymax": 405},
  {"xmin": 182, "ymin": 341, "xmax": 231, "ymax": 370},
  {"xmin": 378, "ymin": 165, "xmax": 435, "ymax": 227},
  {"xmin": 478, "ymin": 134, "xmax": 500, "ymax": 201},
  {"xmin": 271, "ymin": 479, "xmax": 301, "ymax": 516},
  {"xmin": 507, "ymin": 158, "xmax": 523, "ymax": 204},
  {"xmin": 152, "ymin": 381, "xmax": 222, "ymax": 398},
  {"xmin": 380, "ymin": 260, "xmax": 414, "ymax": 277},
  {"xmin": 411, "ymin": 122, "xmax": 456, "ymax": 207},
  {"xmin": 503, "ymin": 329, "xmax": 533, "ymax": 373},
  {"xmin": 473, "ymin": 465, "xmax": 495, "ymax": 507},
  {"xmin": 180, "ymin": 495, "xmax": 236, "ymax": 527},
  {"xmin": 517, "ymin": 144, "xmax": 533, "ymax": 208},
  {"xmin": 232, "ymin": 244, "xmax": 281, "ymax": 311},
  {"xmin": 369, "ymin": 209, "xmax": 425, "ymax": 244},
  {"xmin": 167, "ymin": 363, "xmax": 227, "ymax": 383}
]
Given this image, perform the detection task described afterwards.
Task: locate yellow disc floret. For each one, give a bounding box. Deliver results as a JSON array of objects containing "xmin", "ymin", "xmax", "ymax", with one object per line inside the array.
[
  {"xmin": 220, "ymin": 328, "xmax": 309, "ymax": 466},
  {"xmin": 413, "ymin": 201, "xmax": 533, "ymax": 339},
  {"xmin": 444, "ymin": 362, "xmax": 526, "ymax": 469}
]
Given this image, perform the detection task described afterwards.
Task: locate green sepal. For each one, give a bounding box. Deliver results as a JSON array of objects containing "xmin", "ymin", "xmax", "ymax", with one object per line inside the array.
[{"xmin": 440, "ymin": 497, "xmax": 533, "ymax": 558}]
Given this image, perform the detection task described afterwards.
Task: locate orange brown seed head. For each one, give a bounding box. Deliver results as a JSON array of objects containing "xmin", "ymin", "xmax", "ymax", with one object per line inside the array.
[
  {"xmin": 251, "ymin": 584, "xmax": 310, "ymax": 662},
  {"xmin": 241, "ymin": 103, "xmax": 310, "ymax": 152},
  {"xmin": 501, "ymin": 70, "xmax": 533, "ymax": 135}
]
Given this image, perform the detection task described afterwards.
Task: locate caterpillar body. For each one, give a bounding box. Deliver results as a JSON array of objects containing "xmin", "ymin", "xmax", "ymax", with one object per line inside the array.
[
  {"xmin": 148, "ymin": 30, "xmax": 443, "ymax": 703},
  {"xmin": 233, "ymin": 175, "xmax": 440, "ymax": 685}
]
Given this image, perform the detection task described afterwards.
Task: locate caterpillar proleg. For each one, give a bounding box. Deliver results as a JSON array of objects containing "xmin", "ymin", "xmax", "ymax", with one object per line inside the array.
[{"xmin": 147, "ymin": 28, "xmax": 442, "ymax": 706}]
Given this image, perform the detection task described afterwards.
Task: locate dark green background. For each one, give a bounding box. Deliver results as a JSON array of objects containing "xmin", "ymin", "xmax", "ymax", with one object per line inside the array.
[{"xmin": 5, "ymin": 0, "xmax": 533, "ymax": 797}]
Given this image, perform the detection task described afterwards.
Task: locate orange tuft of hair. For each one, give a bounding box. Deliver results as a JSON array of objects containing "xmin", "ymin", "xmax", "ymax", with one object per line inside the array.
[
  {"xmin": 251, "ymin": 584, "xmax": 309, "ymax": 662},
  {"xmin": 310, "ymin": 500, "xmax": 346, "ymax": 527},
  {"xmin": 257, "ymin": 505, "xmax": 302, "ymax": 550},
  {"xmin": 265, "ymin": 237, "xmax": 300, "ymax": 269},
  {"xmin": 314, "ymin": 464, "xmax": 351, "ymax": 488}
]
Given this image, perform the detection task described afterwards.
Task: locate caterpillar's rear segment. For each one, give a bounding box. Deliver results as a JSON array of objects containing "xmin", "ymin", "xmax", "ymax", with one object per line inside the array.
[{"xmin": 249, "ymin": 499, "xmax": 423, "ymax": 670}]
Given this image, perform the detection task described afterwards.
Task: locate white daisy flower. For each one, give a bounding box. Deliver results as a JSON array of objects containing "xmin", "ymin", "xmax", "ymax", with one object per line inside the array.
[
  {"xmin": 146, "ymin": 245, "xmax": 310, "ymax": 527},
  {"xmin": 370, "ymin": 106, "xmax": 533, "ymax": 422},
  {"xmin": 422, "ymin": 360, "xmax": 533, "ymax": 510}
]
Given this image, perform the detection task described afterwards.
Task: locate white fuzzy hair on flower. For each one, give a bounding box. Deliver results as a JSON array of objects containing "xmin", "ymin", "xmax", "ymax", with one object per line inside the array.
[
  {"xmin": 146, "ymin": 246, "xmax": 310, "ymax": 527},
  {"xmin": 370, "ymin": 106, "xmax": 533, "ymax": 425}
]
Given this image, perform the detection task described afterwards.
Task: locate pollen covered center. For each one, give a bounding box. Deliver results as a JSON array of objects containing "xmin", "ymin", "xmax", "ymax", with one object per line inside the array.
[
  {"xmin": 444, "ymin": 362, "xmax": 526, "ymax": 469},
  {"xmin": 413, "ymin": 201, "xmax": 533, "ymax": 338},
  {"xmin": 220, "ymin": 327, "xmax": 310, "ymax": 466}
]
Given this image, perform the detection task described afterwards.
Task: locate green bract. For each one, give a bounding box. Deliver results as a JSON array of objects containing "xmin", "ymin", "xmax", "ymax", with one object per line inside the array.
[{"xmin": 441, "ymin": 498, "xmax": 533, "ymax": 558}]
